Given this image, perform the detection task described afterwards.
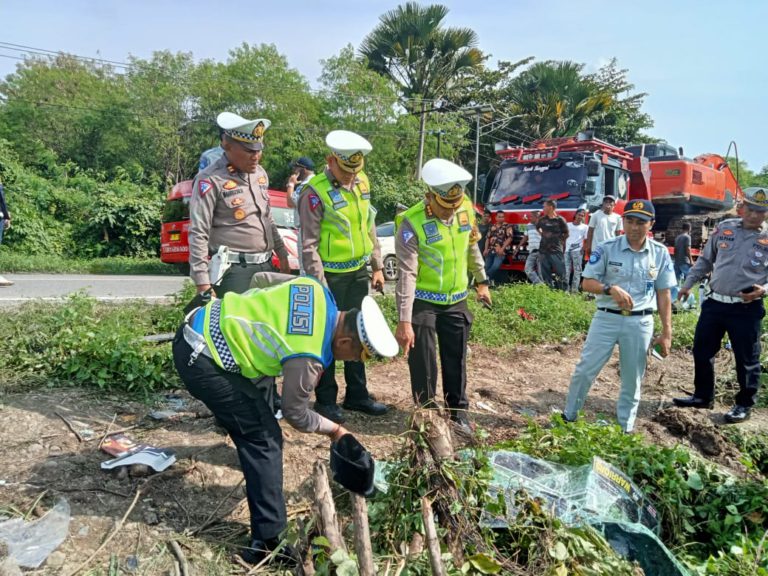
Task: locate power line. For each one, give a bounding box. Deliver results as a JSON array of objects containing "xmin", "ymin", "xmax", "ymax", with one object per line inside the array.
[{"xmin": 0, "ymin": 40, "xmax": 446, "ymax": 106}]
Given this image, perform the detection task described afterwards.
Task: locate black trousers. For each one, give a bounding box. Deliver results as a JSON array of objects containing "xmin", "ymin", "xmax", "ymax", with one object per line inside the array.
[
  {"xmin": 539, "ymin": 251, "xmax": 567, "ymax": 290},
  {"xmin": 172, "ymin": 327, "xmax": 286, "ymax": 541},
  {"xmin": 315, "ymin": 267, "xmax": 371, "ymax": 405},
  {"xmin": 216, "ymin": 260, "xmax": 275, "ymax": 296},
  {"xmin": 408, "ymin": 299, "xmax": 472, "ymax": 414},
  {"xmin": 693, "ymin": 298, "xmax": 765, "ymax": 407}
]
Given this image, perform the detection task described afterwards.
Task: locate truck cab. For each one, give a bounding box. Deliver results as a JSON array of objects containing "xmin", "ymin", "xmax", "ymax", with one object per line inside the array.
[{"xmin": 485, "ymin": 132, "xmax": 635, "ymax": 273}]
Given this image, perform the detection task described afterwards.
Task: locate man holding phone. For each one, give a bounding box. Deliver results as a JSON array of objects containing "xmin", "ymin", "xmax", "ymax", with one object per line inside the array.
[{"xmin": 674, "ymin": 188, "xmax": 768, "ymax": 423}]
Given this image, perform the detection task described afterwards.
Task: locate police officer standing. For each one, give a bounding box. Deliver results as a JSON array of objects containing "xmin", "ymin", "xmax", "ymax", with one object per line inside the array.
[
  {"xmin": 298, "ymin": 130, "xmax": 388, "ymax": 422},
  {"xmin": 395, "ymin": 159, "xmax": 492, "ymax": 431},
  {"xmin": 173, "ymin": 273, "xmax": 398, "ymax": 566},
  {"xmin": 674, "ymin": 188, "xmax": 768, "ymax": 423},
  {"xmin": 563, "ymin": 199, "xmax": 675, "ymax": 433},
  {"xmin": 189, "ymin": 112, "xmax": 290, "ymax": 297}
]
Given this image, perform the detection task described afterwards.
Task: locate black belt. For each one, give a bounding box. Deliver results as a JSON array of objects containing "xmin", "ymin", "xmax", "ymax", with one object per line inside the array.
[{"xmin": 598, "ymin": 307, "xmax": 654, "ymax": 317}]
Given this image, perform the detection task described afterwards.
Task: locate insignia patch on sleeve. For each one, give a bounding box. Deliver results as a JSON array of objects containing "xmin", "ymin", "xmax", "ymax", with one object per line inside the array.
[
  {"xmin": 309, "ymin": 192, "xmax": 321, "ymax": 211},
  {"xmin": 589, "ymin": 247, "xmax": 603, "ymax": 264},
  {"xmin": 402, "ymin": 229, "xmax": 415, "ymax": 244},
  {"xmin": 198, "ymin": 180, "xmax": 212, "ymax": 196}
]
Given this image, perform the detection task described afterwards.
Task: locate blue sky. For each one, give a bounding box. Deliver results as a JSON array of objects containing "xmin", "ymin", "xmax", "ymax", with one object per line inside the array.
[{"xmin": 1, "ymin": 0, "xmax": 766, "ymax": 170}]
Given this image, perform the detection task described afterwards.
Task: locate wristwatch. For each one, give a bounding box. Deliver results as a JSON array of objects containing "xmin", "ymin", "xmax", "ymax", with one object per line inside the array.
[{"xmin": 602, "ymin": 283, "xmax": 613, "ymax": 295}]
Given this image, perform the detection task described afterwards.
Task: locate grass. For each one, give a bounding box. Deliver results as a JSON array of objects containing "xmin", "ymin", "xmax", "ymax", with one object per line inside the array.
[{"xmin": 0, "ymin": 251, "xmax": 182, "ymax": 275}]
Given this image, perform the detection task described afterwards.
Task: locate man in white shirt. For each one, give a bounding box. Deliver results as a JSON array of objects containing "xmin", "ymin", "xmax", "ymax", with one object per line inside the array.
[
  {"xmin": 585, "ymin": 195, "xmax": 623, "ymax": 256},
  {"xmin": 565, "ymin": 208, "xmax": 588, "ymax": 293}
]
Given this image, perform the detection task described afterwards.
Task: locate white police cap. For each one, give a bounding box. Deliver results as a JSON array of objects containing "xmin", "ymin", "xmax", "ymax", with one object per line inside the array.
[
  {"xmin": 217, "ymin": 112, "xmax": 271, "ymax": 151},
  {"xmin": 326, "ymin": 130, "xmax": 372, "ymax": 173},
  {"xmin": 421, "ymin": 158, "xmax": 472, "ymax": 208},
  {"xmin": 357, "ymin": 296, "xmax": 398, "ymax": 359}
]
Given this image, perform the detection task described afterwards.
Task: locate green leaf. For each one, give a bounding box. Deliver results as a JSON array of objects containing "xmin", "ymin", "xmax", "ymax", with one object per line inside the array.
[
  {"xmin": 467, "ymin": 553, "xmax": 502, "ymax": 574},
  {"xmin": 312, "ymin": 535, "xmax": 331, "ymax": 548},
  {"xmin": 336, "ymin": 558, "xmax": 359, "ymax": 576},
  {"xmin": 548, "ymin": 541, "xmax": 569, "ymax": 562},
  {"xmin": 686, "ymin": 471, "xmax": 704, "ymax": 490}
]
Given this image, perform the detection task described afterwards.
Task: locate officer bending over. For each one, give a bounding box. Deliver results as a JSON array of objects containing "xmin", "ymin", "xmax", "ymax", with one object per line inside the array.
[{"xmin": 172, "ymin": 273, "xmax": 397, "ymax": 566}]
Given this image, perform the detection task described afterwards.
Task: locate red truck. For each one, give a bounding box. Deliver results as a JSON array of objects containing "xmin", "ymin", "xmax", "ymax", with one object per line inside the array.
[
  {"xmin": 160, "ymin": 181, "xmax": 300, "ymax": 272},
  {"xmin": 484, "ymin": 131, "xmax": 742, "ymax": 275}
]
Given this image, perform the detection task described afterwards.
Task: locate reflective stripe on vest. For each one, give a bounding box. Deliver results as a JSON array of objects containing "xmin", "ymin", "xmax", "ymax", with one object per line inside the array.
[
  {"xmin": 311, "ymin": 172, "xmax": 374, "ymax": 272},
  {"xmin": 403, "ymin": 198, "xmax": 474, "ymax": 305},
  {"xmin": 201, "ymin": 278, "xmax": 337, "ymax": 379}
]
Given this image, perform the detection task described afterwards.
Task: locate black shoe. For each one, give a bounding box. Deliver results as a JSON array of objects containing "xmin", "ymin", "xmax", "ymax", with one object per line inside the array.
[
  {"xmin": 560, "ymin": 412, "xmax": 576, "ymax": 423},
  {"xmin": 450, "ymin": 412, "xmax": 474, "ymax": 434},
  {"xmin": 672, "ymin": 395, "xmax": 714, "ymax": 409},
  {"xmin": 240, "ymin": 538, "xmax": 302, "ymax": 569},
  {"xmin": 724, "ymin": 405, "xmax": 751, "ymax": 423},
  {"xmin": 342, "ymin": 397, "xmax": 389, "ymax": 416},
  {"xmin": 313, "ymin": 402, "xmax": 346, "ymax": 424}
]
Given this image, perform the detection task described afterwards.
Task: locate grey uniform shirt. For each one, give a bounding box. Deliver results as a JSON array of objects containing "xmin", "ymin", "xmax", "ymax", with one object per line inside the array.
[
  {"xmin": 682, "ymin": 218, "xmax": 768, "ymax": 295},
  {"xmin": 189, "ymin": 156, "xmax": 287, "ymax": 286},
  {"xmin": 297, "ymin": 168, "xmax": 382, "ymax": 286},
  {"xmin": 584, "ymin": 235, "xmax": 676, "ymax": 310},
  {"xmin": 248, "ymin": 272, "xmax": 336, "ymax": 435},
  {"xmin": 395, "ymin": 212, "xmax": 487, "ymax": 323}
]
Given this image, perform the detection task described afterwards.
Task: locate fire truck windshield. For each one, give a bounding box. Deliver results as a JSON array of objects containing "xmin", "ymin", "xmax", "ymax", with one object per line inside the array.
[{"xmin": 489, "ymin": 162, "xmax": 587, "ymax": 209}]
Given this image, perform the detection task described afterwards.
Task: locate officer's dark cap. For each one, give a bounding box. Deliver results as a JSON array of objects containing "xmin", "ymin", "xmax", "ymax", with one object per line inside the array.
[
  {"xmin": 330, "ymin": 433, "xmax": 375, "ymax": 497},
  {"xmin": 623, "ymin": 199, "xmax": 655, "ymax": 221},
  {"xmin": 294, "ymin": 156, "xmax": 315, "ymax": 171}
]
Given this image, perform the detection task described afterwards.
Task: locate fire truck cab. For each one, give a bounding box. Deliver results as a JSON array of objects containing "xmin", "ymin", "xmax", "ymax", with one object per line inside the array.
[{"xmin": 484, "ymin": 132, "xmax": 642, "ymax": 274}]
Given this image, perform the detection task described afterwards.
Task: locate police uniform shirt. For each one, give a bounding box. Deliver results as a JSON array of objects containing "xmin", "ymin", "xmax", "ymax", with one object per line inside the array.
[
  {"xmin": 395, "ymin": 217, "xmax": 486, "ymax": 323},
  {"xmin": 682, "ymin": 218, "xmax": 768, "ymax": 295},
  {"xmin": 297, "ymin": 168, "xmax": 382, "ymax": 285},
  {"xmin": 189, "ymin": 155, "xmax": 287, "ymax": 286},
  {"xmin": 584, "ymin": 235, "xmax": 676, "ymax": 310}
]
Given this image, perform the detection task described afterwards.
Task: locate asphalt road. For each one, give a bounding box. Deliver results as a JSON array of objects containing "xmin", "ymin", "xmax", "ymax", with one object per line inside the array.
[
  {"xmin": 0, "ymin": 273, "xmax": 189, "ymax": 307},
  {"xmin": 0, "ymin": 273, "xmax": 395, "ymax": 308}
]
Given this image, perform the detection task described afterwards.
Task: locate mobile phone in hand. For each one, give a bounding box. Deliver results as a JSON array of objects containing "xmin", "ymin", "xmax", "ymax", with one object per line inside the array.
[{"xmin": 742, "ymin": 285, "xmax": 756, "ymax": 293}]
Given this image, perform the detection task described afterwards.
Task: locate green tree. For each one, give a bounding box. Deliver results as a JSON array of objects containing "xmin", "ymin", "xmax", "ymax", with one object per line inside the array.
[
  {"xmin": 506, "ymin": 60, "xmax": 613, "ymax": 140},
  {"xmin": 359, "ymin": 2, "xmax": 483, "ymax": 177},
  {"xmin": 589, "ymin": 58, "xmax": 654, "ymax": 146}
]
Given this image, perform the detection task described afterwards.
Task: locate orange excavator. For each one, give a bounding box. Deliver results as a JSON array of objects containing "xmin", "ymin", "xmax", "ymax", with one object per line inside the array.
[{"xmin": 624, "ymin": 142, "xmax": 742, "ymax": 252}]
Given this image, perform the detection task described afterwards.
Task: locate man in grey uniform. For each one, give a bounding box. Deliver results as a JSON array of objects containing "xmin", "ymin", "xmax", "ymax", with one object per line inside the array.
[
  {"xmin": 674, "ymin": 187, "xmax": 768, "ymax": 423},
  {"xmin": 189, "ymin": 112, "xmax": 290, "ymax": 297},
  {"xmin": 563, "ymin": 199, "xmax": 675, "ymax": 432}
]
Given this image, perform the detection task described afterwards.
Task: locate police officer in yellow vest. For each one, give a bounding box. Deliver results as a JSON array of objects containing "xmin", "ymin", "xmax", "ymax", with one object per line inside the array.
[
  {"xmin": 189, "ymin": 112, "xmax": 290, "ymax": 297},
  {"xmin": 395, "ymin": 159, "xmax": 492, "ymax": 431},
  {"xmin": 298, "ymin": 130, "xmax": 388, "ymax": 423},
  {"xmin": 172, "ymin": 272, "xmax": 398, "ymax": 566}
]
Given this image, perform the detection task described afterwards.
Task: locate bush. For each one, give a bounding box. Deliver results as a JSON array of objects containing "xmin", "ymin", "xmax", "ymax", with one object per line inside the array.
[
  {"xmin": 0, "ymin": 252, "xmax": 180, "ymax": 275},
  {"xmin": 498, "ymin": 417, "xmax": 768, "ymax": 567},
  {"xmin": 0, "ymin": 292, "xmax": 188, "ymax": 395}
]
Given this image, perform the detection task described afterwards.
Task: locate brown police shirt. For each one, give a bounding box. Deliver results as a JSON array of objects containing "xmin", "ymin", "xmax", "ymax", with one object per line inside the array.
[{"xmin": 189, "ymin": 155, "xmax": 287, "ymax": 286}]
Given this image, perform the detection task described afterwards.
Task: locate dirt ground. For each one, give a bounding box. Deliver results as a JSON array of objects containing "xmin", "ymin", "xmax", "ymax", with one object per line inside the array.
[{"xmin": 0, "ymin": 341, "xmax": 765, "ymax": 574}]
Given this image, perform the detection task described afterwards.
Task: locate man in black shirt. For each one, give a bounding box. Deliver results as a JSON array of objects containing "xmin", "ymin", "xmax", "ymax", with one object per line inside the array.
[
  {"xmin": 537, "ymin": 199, "xmax": 569, "ymax": 290},
  {"xmin": 673, "ymin": 222, "xmax": 692, "ymax": 282}
]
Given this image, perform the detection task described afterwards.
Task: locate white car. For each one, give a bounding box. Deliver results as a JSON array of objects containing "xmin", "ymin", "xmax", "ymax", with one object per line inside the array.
[{"xmin": 376, "ymin": 221, "xmax": 398, "ymax": 281}]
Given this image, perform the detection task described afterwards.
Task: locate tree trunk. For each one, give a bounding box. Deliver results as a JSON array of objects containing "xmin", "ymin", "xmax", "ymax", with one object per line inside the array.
[
  {"xmin": 312, "ymin": 461, "xmax": 346, "ymax": 553},
  {"xmin": 416, "ymin": 100, "xmax": 427, "ymax": 180},
  {"xmin": 421, "ymin": 497, "xmax": 447, "ymax": 576},
  {"xmin": 351, "ymin": 494, "xmax": 375, "ymax": 576}
]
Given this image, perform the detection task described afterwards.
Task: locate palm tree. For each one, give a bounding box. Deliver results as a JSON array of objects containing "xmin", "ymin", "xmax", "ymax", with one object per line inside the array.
[
  {"xmin": 360, "ymin": 2, "xmax": 483, "ymax": 177},
  {"xmin": 506, "ymin": 61, "xmax": 613, "ymax": 140}
]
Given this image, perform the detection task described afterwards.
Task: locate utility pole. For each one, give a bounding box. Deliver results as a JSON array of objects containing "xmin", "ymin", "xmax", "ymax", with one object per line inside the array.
[
  {"xmin": 460, "ymin": 104, "xmax": 493, "ymax": 205},
  {"xmin": 427, "ymin": 129, "xmax": 446, "ymax": 158}
]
